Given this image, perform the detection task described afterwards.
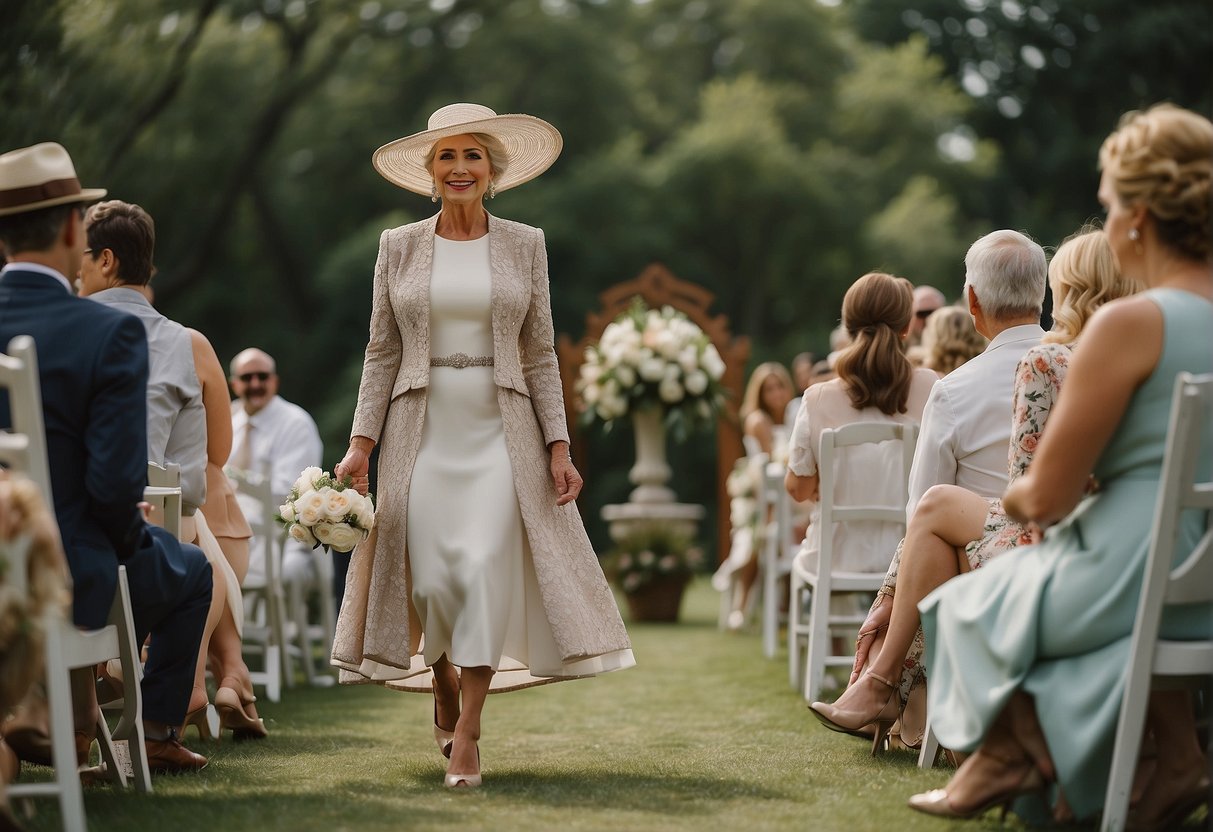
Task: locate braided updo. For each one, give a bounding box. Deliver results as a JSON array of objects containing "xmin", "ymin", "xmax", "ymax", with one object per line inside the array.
[{"xmin": 1099, "ymin": 104, "xmax": 1213, "ymax": 261}]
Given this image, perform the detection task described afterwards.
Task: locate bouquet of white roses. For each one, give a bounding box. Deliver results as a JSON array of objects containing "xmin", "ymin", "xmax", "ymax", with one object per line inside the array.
[
  {"xmin": 275, "ymin": 466, "xmax": 375, "ymax": 553},
  {"xmin": 577, "ymin": 297, "xmax": 727, "ymax": 439}
]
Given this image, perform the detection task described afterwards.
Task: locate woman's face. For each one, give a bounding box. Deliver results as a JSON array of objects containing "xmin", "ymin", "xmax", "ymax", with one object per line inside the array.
[
  {"xmin": 760, "ymin": 374, "xmax": 792, "ymax": 416},
  {"xmin": 431, "ymin": 133, "xmax": 492, "ymax": 205}
]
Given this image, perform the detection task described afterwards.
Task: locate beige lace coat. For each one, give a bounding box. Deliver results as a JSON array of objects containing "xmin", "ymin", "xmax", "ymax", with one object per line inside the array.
[{"xmin": 331, "ymin": 212, "xmax": 631, "ymax": 684}]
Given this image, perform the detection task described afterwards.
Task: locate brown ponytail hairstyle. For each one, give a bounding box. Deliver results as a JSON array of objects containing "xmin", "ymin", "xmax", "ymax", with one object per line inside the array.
[{"xmin": 834, "ymin": 272, "xmax": 915, "ymax": 415}]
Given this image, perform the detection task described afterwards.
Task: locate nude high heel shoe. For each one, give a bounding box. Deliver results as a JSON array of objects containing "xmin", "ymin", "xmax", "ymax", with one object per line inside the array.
[
  {"xmin": 907, "ymin": 754, "xmax": 1047, "ymax": 819},
  {"xmin": 214, "ymin": 686, "xmax": 268, "ymax": 740},
  {"xmin": 808, "ymin": 670, "xmax": 900, "ymax": 756},
  {"xmin": 444, "ymin": 740, "xmax": 481, "ymax": 789}
]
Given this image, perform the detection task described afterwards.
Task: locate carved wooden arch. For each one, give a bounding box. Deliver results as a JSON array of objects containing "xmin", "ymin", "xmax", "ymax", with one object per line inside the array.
[{"xmin": 557, "ymin": 263, "xmax": 751, "ymax": 564}]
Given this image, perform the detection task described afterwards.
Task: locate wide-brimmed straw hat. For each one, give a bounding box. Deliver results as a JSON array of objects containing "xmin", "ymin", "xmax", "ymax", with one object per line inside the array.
[
  {"xmin": 0, "ymin": 143, "xmax": 106, "ymax": 218},
  {"xmin": 372, "ymin": 103, "xmax": 562, "ymax": 196}
]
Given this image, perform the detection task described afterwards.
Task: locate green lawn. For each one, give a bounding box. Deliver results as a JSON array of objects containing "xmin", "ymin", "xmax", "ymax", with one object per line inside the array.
[{"xmin": 9, "ymin": 579, "xmax": 1095, "ymax": 831}]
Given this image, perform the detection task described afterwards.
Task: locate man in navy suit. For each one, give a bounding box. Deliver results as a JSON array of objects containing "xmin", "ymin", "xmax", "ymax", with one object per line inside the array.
[{"xmin": 0, "ymin": 143, "xmax": 211, "ymax": 773}]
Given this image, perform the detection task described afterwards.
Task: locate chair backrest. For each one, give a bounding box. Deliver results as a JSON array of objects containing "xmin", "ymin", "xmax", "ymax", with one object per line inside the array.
[
  {"xmin": 227, "ymin": 463, "xmax": 283, "ymax": 590},
  {"xmin": 1133, "ymin": 372, "xmax": 1213, "ymax": 636},
  {"xmin": 0, "ymin": 336, "xmax": 54, "ymax": 517},
  {"xmin": 818, "ymin": 421, "xmax": 919, "ymax": 570},
  {"xmin": 145, "ymin": 461, "xmax": 183, "ymax": 541}
]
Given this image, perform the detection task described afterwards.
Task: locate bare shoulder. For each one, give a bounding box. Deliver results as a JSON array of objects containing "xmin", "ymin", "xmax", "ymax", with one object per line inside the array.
[{"xmin": 1072, "ymin": 294, "xmax": 1163, "ymax": 382}]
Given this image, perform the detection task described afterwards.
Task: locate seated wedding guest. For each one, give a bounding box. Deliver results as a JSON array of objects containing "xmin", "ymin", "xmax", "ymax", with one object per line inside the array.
[
  {"xmin": 908, "ymin": 285, "xmax": 946, "ymax": 348},
  {"xmin": 714, "ymin": 362, "xmax": 795, "ymax": 628},
  {"xmin": 80, "ymin": 200, "xmax": 264, "ymax": 740},
  {"xmin": 785, "ymin": 272, "xmax": 936, "ymax": 584},
  {"xmin": 920, "ymin": 305, "xmax": 987, "ymax": 376},
  {"xmin": 0, "ymin": 473, "xmax": 71, "ymax": 826},
  {"xmin": 811, "ymin": 227, "xmax": 1136, "ymax": 751},
  {"xmin": 0, "ymin": 142, "xmax": 211, "ymax": 773},
  {"xmin": 228, "ymin": 348, "xmax": 323, "ymax": 587},
  {"xmin": 909, "ymin": 104, "xmax": 1212, "ymax": 827},
  {"xmin": 783, "ymin": 351, "xmax": 817, "ymax": 426},
  {"xmin": 807, "ymin": 228, "xmax": 1046, "ymax": 744}
]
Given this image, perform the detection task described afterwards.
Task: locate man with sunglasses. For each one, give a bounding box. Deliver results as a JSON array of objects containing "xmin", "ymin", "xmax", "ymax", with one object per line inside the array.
[
  {"xmin": 228, "ymin": 348, "xmax": 323, "ymax": 588},
  {"xmin": 908, "ymin": 285, "xmax": 947, "ymax": 347}
]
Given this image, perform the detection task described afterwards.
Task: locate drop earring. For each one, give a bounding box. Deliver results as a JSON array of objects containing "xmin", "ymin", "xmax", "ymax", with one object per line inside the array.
[
  {"xmin": 487, "ymin": 180, "xmax": 496, "ymax": 199},
  {"xmin": 1128, "ymin": 227, "xmax": 1144, "ymax": 254},
  {"xmin": 431, "ymin": 184, "xmax": 439, "ymax": 203}
]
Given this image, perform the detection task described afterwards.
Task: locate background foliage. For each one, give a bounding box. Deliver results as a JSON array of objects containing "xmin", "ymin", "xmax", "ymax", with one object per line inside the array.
[{"xmin": 3, "ymin": 0, "xmax": 1209, "ymax": 554}]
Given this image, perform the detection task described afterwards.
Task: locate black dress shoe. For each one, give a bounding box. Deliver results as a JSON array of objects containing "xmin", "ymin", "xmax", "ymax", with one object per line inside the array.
[{"xmin": 145, "ymin": 730, "xmax": 207, "ymax": 774}]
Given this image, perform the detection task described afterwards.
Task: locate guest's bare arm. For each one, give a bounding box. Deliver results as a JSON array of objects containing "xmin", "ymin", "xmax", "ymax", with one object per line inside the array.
[
  {"xmin": 1004, "ymin": 298, "xmax": 1162, "ymax": 526},
  {"xmin": 785, "ymin": 468, "xmax": 819, "ymax": 503},
  {"xmin": 189, "ymin": 328, "xmax": 233, "ymax": 465}
]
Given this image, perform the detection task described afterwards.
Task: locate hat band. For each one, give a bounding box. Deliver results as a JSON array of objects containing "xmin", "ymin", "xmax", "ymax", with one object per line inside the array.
[{"xmin": 0, "ymin": 177, "xmax": 83, "ymax": 210}]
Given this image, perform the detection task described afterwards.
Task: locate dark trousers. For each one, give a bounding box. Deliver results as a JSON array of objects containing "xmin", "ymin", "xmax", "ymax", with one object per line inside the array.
[{"xmin": 123, "ymin": 526, "xmax": 212, "ymax": 726}]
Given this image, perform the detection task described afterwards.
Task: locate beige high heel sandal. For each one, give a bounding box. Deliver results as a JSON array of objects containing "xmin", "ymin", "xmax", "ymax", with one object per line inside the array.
[{"xmin": 808, "ymin": 670, "xmax": 901, "ymax": 756}]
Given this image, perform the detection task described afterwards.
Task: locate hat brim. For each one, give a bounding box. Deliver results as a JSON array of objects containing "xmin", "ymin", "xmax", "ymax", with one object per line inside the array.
[
  {"xmin": 372, "ymin": 115, "xmax": 562, "ymax": 196},
  {"xmin": 0, "ymin": 188, "xmax": 107, "ymax": 218}
]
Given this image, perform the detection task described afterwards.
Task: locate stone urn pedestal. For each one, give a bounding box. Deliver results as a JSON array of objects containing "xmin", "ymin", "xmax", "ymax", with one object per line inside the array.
[{"xmin": 601, "ymin": 406, "xmax": 705, "ymax": 621}]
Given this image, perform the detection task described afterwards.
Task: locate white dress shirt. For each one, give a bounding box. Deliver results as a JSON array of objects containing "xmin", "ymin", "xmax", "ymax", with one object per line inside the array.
[{"xmin": 905, "ymin": 323, "xmax": 1045, "ymax": 519}]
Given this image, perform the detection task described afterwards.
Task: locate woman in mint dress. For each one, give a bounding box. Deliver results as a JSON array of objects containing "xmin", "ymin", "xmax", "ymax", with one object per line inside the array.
[{"xmin": 909, "ymin": 104, "xmax": 1213, "ymax": 827}]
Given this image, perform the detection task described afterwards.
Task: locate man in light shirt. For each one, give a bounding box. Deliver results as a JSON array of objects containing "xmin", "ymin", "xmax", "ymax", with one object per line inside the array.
[
  {"xmin": 905, "ymin": 229, "xmax": 1047, "ymax": 518},
  {"xmin": 228, "ymin": 347, "xmax": 323, "ymax": 585},
  {"xmin": 908, "ymin": 285, "xmax": 947, "ymax": 348}
]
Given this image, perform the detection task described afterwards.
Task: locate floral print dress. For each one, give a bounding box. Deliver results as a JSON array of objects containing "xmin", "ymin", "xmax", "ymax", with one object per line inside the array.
[{"xmin": 880, "ymin": 342, "xmax": 1072, "ymax": 706}]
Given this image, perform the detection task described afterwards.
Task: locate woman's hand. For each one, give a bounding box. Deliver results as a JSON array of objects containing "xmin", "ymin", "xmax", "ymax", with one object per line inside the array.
[
  {"xmin": 549, "ymin": 442, "xmax": 583, "ymax": 506},
  {"xmin": 850, "ymin": 592, "xmax": 893, "ymax": 685},
  {"xmin": 335, "ymin": 437, "xmax": 374, "ymax": 495}
]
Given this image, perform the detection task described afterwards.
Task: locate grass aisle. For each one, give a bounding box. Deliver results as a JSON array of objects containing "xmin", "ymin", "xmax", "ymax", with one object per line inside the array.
[{"xmin": 21, "ymin": 578, "xmax": 1017, "ymax": 832}]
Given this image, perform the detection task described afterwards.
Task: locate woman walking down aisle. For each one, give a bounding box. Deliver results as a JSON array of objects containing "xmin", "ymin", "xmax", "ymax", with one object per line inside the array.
[
  {"xmin": 331, "ymin": 104, "xmax": 634, "ymax": 789},
  {"xmin": 810, "ymin": 227, "xmax": 1137, "ymax": 748},
  {"xmin": 909, "ymin": 104, "xmax": 1213, "ymax": 826}
]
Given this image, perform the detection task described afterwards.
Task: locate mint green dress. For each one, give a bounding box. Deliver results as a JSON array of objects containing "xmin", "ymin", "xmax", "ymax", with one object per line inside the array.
[{"xmin": 919, "ymin": 288, "xmax": 1213, "ymax": 821}]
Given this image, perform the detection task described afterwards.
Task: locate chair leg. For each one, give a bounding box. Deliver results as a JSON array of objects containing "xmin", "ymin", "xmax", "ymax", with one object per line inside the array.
[
  {"xmin": 42, "ymin": 625, "xmax": 88, "ymax": 832},
  {"xmin": 918, "ymin": 723, "xmax": 940, "ymax": 769},
  {"xmin": 111, "ymin": 567, "xmax": 151, "ymax": 793},
  {"xmin": 288, "ymin": 580, "xmax": 316, "ymax": 686},
  {"xmin": 804, "ymin": 580, "xmax": 830, "ymax": 703},
  {"xmin": 1100, "ymin": 673, "xmax": 1154, "ymax": 830},
  {"xmin": 788, "ymin": 575, "xmax": 804, "ymax": 691}
]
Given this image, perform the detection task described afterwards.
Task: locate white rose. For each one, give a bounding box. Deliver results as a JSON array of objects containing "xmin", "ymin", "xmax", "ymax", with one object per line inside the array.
[
  {"xmin": 638, "ymin": 550, "xmax": 655, "ymax": 567},
  {"xmin": 581, "ymin": 381, "xmax": 601, "ymax": 405},
  {"xmin": 621, "ymin": 345, "xmax": 644, "ymax": 367},
  {"xmin": 278, "ymin": 501, "xmax": 296, "ymax": 522},
  {"xmin": 684, "ymin": 369, "xmax": 709, "ymax": 396},
  {"xmin": 326, "ymin": 523, "xmax": 365, "ymax": 553},
  {"xmin": 297, "ymin": 490, "xmax": 325, "ymax": 526},
  {"xmin": 294, "ymin": 466, "xmax": 324, "ymax": 494},
  {"xmin": 615, "ymin": 365, "xmax": 636, "ymax": 387},
  {"xmin": 602, "ymin": 342, "xmax": 626, "ymax": 367},
  {"xmin": 312, "ymin": 521, "xmax": 335, "ymax": 545},
  {"xmin": 288, "ymin": 523, "xmax": 317, "ymax": 547},
  {"xmin": 659, "ymin": 376, "xmax": 685, "ymax": 403},
  {"xmin": 659, "ymin": 334, "xmax": 681, "ymax": 361},
  {"xmin": 703, "ymin": 345, "xmax": 726, "ymax": 380},
  {"xmin": 323, "ymin": 488, "xmax": 354, "ymax": 522},
  {"xmin": 352, "ymin": 493, "xmax": 376, "ymax": 530},
  {"xmin": 639, "ymin": 356, "xmax": 666, "ymax": 382},
  {"xmin": 678, "ymin": 346, "xmax": 699, "ymax": 374},
  {"xmin": 579, "ymin": 362, "xmax": 601, "ymax": 383}
]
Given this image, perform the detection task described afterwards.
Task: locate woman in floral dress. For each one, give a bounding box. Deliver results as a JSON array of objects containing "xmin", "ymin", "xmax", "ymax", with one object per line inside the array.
[{"xmin": 809, "ymin": 227, "xmax": 1138, "ymax": 741}]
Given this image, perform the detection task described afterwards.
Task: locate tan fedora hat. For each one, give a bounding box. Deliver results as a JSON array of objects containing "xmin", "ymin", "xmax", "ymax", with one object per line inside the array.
[
  {"xmin": 372, "ymin": 103, "xmax": 562, "ymax": 196},
  {"xmin": 0, "ymin": 143, "xmax": 106, "ymax": 218}
]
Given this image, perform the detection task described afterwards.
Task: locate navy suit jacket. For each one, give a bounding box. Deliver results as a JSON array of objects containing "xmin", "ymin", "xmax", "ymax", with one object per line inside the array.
[{"xmin": 0, "ymin": 268, "xmax": 161, "ymax": 628}]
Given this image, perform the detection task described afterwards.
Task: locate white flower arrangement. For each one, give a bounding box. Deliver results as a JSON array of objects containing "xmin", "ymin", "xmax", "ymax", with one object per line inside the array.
[
  {"xmin": 577, "ymin": 297, "xmax": 727, "ymax": 439},
  {"xmin": 275, "ymin": 467, "xmax": 375, "ymax": 553}
]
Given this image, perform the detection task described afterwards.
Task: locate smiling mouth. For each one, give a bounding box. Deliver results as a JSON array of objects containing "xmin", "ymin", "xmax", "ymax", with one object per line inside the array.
[{"xmin": 446, "ymin": 180, "xmax": 475, "ymax": 190}]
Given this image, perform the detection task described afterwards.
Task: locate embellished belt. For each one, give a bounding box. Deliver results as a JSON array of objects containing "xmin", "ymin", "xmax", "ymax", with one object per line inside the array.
[{"xmin": 430, "ymin": 352, "xmax": 493, "ymax": 369}]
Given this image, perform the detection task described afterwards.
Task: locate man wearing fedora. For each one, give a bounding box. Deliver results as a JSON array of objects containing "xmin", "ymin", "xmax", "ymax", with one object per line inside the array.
[{"xmin": 0, "ymin": 142, "xmax": 212, "ymax": 773}]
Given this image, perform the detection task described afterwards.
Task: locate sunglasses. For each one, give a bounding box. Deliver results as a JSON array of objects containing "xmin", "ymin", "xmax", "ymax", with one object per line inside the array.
[{"xmin": 236, "ymin": 372, "xmax": 272, "ymax": 383}]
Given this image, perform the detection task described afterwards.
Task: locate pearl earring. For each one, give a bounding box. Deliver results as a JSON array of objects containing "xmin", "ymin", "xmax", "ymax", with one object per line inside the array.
[
  {"xmin": 431, "ymin": 184, "xmax": 439, "ymax": 203},
  {"xmin": 487, "ymin": 180, "xmax": 496, "ymax": 199},
  {"xmin": 1128, "ymin": 228, "xmax": 1140, "ymax": 241}
]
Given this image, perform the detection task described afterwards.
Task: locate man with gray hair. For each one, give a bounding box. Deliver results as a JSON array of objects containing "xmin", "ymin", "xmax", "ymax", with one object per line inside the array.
[
  {"xmin": 905, "ymin": 229, "xmax": 1047, "ymax": 516},
  {"xmin": 909, "ymin": 285, "xmax": 947, "ymax": 347}
]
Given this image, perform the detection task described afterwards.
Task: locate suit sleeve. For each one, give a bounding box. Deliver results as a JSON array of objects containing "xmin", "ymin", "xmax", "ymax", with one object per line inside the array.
[
  {"xmin": 85, "ymin": 314, "xmax": 151, "ymax": 559},
  {"xmin": 905, "ymin": 382, "xmax": 958, "ymax": 521},
  {"xmin": 350, "ymin": 229, "xmax": 403, "ymax": 443},
  {"xmin": 519, "ymin": 227, "xmax": 570, "ymax": 446}
]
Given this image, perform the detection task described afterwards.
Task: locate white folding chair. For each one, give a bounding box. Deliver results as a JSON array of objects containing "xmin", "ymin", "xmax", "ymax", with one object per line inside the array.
[
  {"xmin": 1, "ymin": 336, "xmax": 153, "ymax": 831},
  {"xmin": 789, "ymin": 421, "xmax": 918, "ymax": 702},
  {"xmin": 1101, "ymin": 373, "xmax": 1213, "ymax": 832},
  {"xmin": 761, "ymin": 460, "xmax": 797, "ymax": 659},
  {"xmin": 144, "ymin": 462, "xmax": 182, "ymax": 542},
  {"xmin": 228, "ymin": 466, "xmax": 288, "ymax": 701}
]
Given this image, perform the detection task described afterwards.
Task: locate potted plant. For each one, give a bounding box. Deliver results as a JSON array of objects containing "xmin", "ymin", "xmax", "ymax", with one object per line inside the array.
[{"xmin": 602, "ymin": 526, "xmax": 705, "ymax": 622}]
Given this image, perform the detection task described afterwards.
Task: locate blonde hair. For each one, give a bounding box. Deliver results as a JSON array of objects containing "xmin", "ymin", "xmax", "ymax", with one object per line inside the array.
[
  {"xmin": 740, "ymin": 362, "xmax": 793, "ymax": 424},
  {"xmin": 921, "ymin": 306, "xmax": 987, "ymax": 375},
  {"xmin": 1099, "ymin": 103, "xmax": 1213, "ymax": 261},
  {"xmin": 0, "ymin": 473, "xmax": 70, "ymax": 711},
  {"xmin": 834, "ymin": 272, "xmax": 915, "ymax": 415},
  {"xmin": 1042, "ymin": 225, "xmax": 1140, "ymax": 345},
  {"xmin": 423, "ymin": 132, "xmax": 510, "ymax": 182}
]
